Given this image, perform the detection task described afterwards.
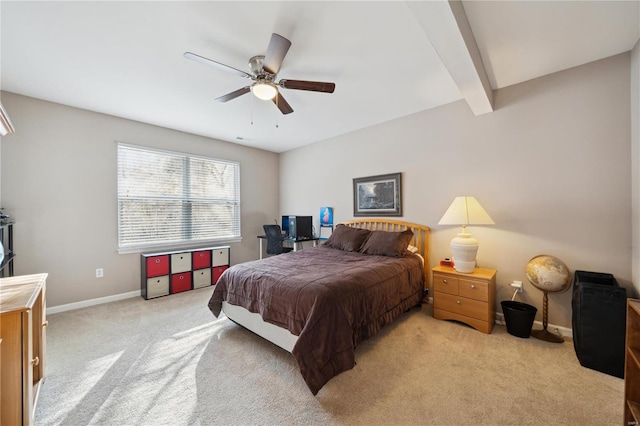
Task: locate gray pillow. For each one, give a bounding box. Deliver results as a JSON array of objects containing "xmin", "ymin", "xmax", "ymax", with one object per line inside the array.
[
  {"xmin": 323, "ymin": 224, "xmax": 371, "ymax": 252},
  {"xmin": 360, "ymin": 229, "xmax": 414, "ymax": 257}
]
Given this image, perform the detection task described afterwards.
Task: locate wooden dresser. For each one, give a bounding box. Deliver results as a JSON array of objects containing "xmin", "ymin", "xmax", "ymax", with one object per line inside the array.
[
  {"xmin": 0, "ymin": 273, "xmax": 48, "ymax": 425},
  {"xmin": 432, "ymin": 266, "xmax": 496, "ymax": 334}
]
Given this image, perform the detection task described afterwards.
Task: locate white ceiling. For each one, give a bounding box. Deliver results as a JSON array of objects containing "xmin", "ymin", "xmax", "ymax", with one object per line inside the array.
[{"xmin": 1, "ymin": 1, "xmax": 638, "ymax": 153}]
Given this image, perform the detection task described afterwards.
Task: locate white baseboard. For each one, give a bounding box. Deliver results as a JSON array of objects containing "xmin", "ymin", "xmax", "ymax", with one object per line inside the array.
[
  {"xmin": 495, "ymin": 312, "xmax": 573, "ymax": 339},
  {"xmin": 47, "ymin": 290, "xmax": 141, "ymax": 315}
]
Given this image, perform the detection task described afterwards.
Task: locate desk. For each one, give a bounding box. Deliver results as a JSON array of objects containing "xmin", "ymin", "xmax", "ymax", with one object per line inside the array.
[{"xmin": 257, "ymin": 235, "xmax": 319, "ymax": 259}]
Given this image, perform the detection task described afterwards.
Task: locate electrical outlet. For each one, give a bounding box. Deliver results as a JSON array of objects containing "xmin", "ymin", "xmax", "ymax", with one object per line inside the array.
[
  {"xmin": 96, "ymin": 268, "xmax": 104, "ymax": 278},
  {"xmin": 510, "ymin": 280, "xmax": 523, "ymax": 292}
]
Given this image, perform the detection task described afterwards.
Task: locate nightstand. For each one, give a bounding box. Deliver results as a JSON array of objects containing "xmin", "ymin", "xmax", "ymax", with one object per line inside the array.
[{"xmin": 432, "ymin": 266, "xmax": 497, "ymax": 334}]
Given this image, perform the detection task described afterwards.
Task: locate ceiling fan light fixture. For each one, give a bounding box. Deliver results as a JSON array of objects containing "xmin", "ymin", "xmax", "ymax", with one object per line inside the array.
[{"xmin": 252, "ymin": 81, "xmax": 278, "ymax": 101}]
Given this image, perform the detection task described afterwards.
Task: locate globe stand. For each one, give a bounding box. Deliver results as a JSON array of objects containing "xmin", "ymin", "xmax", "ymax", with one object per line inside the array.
[{"xmin": 531, "ymin": 291, "xmax": 564, "ymax": 343}]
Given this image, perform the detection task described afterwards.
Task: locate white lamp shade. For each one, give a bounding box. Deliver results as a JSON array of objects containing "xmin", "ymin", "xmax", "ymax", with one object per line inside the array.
[
  {"xmin": 438, "ymin": 196, "xmax": 494, "ymax": 273},
  {"xmin": 438, "ymin": 196, "xmax": 495, "ymax": 226}
]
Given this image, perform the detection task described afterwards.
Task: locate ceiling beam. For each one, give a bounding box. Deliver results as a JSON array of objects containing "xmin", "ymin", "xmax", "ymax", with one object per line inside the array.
[{"xmin": 407, "ymin": 0, "xmax": 494, "ymax": 116}]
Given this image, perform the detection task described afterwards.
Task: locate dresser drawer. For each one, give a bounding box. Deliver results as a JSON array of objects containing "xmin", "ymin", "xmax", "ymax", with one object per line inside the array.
[
  {"xmin": 459, "ymin": 279, "xmax": 489, "ymax": 302},
  {"xmin": 434, "ymin": 292, "xmax": 489, "ymax": 322},
  {"xmin": 146, "ymin": 255, "xmax": 170, "ymax": 277},
  {"xmin": 192, "ymin": 250, "xmax": 211, "ymax": 270},
  {"xmin": 212, "ymin": 248, "xmax": 229, "ymax": 267},
  {"xmin": 171, "ymin": 253, "xmax": 192, "ymax": 273},
  {"xmin": 433, "ymin": 274, "xmax": 459, "ymax": 296},
  {"xmin": 193, "ymin": 268, "xmax": 212, "ymax": 289},
  {"xmin": 146, "ymin": 276, "xmax": 169, "ymax": 298}
]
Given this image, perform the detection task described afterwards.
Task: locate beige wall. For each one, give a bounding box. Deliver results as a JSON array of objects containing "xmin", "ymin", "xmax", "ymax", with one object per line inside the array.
[
  {"xmin": 632, "ymin": 41, "xmax": 640, "ymax": 297},
  {"xmin": 281, "ymin": 53, "xmax": 633, "ymax": 329},
  {"xmin": 0, "ymin": 92, "xmax": 279, "ymax": 307}
]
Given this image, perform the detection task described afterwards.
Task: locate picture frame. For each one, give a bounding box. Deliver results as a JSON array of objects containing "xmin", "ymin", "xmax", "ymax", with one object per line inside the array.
[{"xmin": 353, "ymin": 173, "xmax": 402, "ymax": 216}]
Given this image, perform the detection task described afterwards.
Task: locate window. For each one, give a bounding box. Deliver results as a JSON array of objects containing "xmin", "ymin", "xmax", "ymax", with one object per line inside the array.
[{"xmin": 117, "ymin": 143, "xmax": 240, "ymax": 251}]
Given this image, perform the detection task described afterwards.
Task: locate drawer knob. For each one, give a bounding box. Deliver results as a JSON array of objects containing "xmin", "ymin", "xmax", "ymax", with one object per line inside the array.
[
  {"xmin": 456, "ymin": 300, "xmax": 461, "ymax": 304},
  {"xmin": 32, "ymin": 356, "xmax": 40, "ymax": 366},
  {"xmin": 155, "ymin": 259, "xmax": 160, "ymax": 264},
  {"xmin": 442, "ymin": 279, "xmax": 448, "ymax": 283},
  {"xmin": 471, "ymin": 284, "xmax": 476, "ymax": 289}
]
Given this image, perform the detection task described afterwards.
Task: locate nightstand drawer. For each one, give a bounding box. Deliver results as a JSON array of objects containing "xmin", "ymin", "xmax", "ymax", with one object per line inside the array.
[
  {"xmin": 433, "ymin": 274, "xmax": 459, "ymax": 295},
  {"xmin": 459, "ymin": 279, "xmax": 489, "ymax": 302},
  {"xmin": 434, "ymin": 292, "xmax": 489, "ymax": 322}
]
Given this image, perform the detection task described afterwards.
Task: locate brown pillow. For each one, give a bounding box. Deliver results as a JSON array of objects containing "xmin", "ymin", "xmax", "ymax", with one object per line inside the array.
[
  {"xmin": 323, "ymin": 224, "xmax": 371, "ymax": 252},
  {"xmin": 360, "ymin": 229, "xmax": 414, "ymax": 257}
]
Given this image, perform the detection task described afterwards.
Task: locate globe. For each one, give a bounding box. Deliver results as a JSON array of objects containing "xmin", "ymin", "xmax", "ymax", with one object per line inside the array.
[
  {"xmin": 525, "ymin": 254, "xmax": 571, "ymax": 343},
  {"xmin": 525, "ymin": 254, "xmax": 571, "ymax": 293}
]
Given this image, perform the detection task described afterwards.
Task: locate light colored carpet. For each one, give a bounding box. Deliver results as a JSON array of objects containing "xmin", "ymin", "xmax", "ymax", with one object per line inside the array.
[{"xmin": 35, "ymin": 287, "xmax": 623, "ymax": 426}]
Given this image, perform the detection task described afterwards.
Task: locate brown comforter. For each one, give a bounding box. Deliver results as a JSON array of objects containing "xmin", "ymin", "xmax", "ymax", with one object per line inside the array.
[{"xmin": 208, "ymin": 245, "xmax": 425, "ymax": 394}]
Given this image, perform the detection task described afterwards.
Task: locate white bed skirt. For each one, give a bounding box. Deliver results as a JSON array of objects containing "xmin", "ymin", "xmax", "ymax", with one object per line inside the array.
[{"xmin": 222, "ymin": 301, "xmax": 298, "ymax": 353}]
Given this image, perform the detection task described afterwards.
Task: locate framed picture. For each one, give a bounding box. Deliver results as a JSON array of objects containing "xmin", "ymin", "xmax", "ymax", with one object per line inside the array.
[{"xmin": 353, "ymin": 173, "xmax": 402, "ymax": 216}]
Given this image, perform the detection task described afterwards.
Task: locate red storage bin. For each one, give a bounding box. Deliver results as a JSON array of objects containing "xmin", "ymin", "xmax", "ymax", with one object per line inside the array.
[
  {"xmin": 192, "ymin": 250, "xmax": 211, "ymax": 270},
  {"xmin": 146, "ymin": 255, "xmax": 169, "ymax": 277},
  {"xmin": 213, "ymin": 265, "xmax": 229, "ymax": 284},
  {"xmin": 171, "ymin": 272, "xmax": 192, "ymax": 293}
]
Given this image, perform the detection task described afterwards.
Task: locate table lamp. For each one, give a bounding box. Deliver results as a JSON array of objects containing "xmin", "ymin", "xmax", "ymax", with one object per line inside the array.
[{"xmin": 438, "ymin": 196, "xmax": 494, "ymax": 273}]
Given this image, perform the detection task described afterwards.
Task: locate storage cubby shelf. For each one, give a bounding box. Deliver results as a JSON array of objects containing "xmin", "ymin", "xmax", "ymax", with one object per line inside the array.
[{"xmin": 141, "ymin": 246, "xmax": 230, "ymax": 300}]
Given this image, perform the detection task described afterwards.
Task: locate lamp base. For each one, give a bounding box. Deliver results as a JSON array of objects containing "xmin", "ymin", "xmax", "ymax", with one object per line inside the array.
[
  {"xmin": 450, "ymin": 233, "xmax": 478, "ymax": 274},
  {"xmin": 452, "ymin": 259, "xmax": 475, "ymax": 273}
]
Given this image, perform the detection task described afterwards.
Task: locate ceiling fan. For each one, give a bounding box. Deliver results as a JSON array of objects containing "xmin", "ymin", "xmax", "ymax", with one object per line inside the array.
[{"xmin": 184, "ymin": 33, "xmax": 335, "ymax": 115}]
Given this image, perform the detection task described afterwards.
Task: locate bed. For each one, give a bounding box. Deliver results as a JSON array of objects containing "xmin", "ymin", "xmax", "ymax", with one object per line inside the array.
[{"xmin": 208, "ymin": 219, "xmax": 430, "ymax": 394}]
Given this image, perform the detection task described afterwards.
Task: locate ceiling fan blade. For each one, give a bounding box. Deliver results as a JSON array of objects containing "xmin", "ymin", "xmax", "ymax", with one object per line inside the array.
[
  {"xmin": 272, "ymin": 92, "xmax": 293, "ymax": 115},
  {"xmin": 263, "ymin": 33, "xmax": 292, "ymax": 75},
  {"xmin": 279, "ymin": 79, "xmax": 335, "ymax": 93},
  {"xmin": 184, "ymin": 52, "xmax": 252, "ymax": 79},
  {"xmin": 215, "ymin": 87, "xmax": 251, "ymax": 102}
]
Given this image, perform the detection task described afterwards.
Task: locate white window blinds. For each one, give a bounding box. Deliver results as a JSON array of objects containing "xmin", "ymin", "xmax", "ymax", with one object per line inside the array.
[{"xmin": 117, "ymin": 143, "xmax": 240, "ymax": 251}]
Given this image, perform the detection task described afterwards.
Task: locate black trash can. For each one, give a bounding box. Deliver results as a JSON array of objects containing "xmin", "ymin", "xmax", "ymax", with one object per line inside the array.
[{"xmin": 501, "ymin": 301, "xmax": 537, "ymax": 338}]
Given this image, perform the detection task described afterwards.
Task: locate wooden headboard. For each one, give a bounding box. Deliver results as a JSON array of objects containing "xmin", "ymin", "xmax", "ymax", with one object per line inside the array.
[{"xmin": 341, "ymin": 219, "xmax": 430, "ymax": 293}]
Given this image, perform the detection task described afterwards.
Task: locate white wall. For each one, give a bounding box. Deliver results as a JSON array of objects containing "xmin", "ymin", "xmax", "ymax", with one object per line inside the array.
[
  {"xmin": 632, "ymin": 40, "xmax": 640, "ymax": 297},
  {"xmin": 281, "ymin": 53, "xmax": 632, "ymax": 329},
  {"xmin": 0, "ymin": 92, "xmax": 279, "ymax": 307}
]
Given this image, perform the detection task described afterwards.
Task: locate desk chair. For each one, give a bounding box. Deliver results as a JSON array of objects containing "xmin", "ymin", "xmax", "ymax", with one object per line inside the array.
[{"xmin": 263, "ymin": 224, "xmax": 294, "ymax": 256}]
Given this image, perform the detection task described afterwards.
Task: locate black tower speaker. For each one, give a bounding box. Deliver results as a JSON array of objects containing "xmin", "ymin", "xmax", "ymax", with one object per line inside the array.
[{"xmin": 572, "ymin": 270, "xmax": 627, "ymax": 378}]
